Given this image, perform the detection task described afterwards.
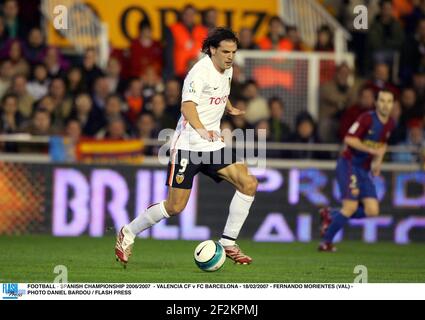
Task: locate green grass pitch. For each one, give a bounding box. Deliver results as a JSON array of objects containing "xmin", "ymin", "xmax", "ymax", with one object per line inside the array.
[{"xmin": 0, "ymin": 236, "xmax": 424, "ymax": 283}]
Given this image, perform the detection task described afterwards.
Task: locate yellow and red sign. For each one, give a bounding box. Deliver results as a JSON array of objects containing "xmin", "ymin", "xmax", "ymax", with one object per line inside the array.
[
  {"xmin": 47, "ymin": 0, "xmax": 279, "ymax": 49},
  {"xmin": 76, "ymin": 139, "xmax": 145, "ymax": 164}
]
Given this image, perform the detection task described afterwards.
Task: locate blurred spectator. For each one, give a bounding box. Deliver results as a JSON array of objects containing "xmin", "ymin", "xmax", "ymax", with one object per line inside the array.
[
  {"xmin": 10, "ymin": 74, "xmax": 33, "ymax": 118},
  {"xmin": 66, "ymin": 67, "xmax": 86, "ymax": 96},
  {"xmin": 104, "ymin": 94, "xmax": 125, "ymax": 117},
  {"xmin": 391, "ymin": 0, "xmax": 414, "ymax": 20},
  {"xmin": 134, "ymin": 111, "xmax": 158, "ymax": 155},
  {"xmin": 42, "ymin": 46, "xmax": 68, "ymax": 78},
  {"xmin": 412, "ymin": 71, "xmax": 425, "ymax": 104},
  {"xmin": 286, "ymin": 25, "xmax": 310, "ymax": 51},
  {"xmin": 2, "ymin": 0, "xmax": 27, "ymax": 39},
  {"xmin": 106, "ymin": 57, "xmax": 126, "ymax": 95},
  {"xmin": 100, "ymin": 94, "xmax": 132, "ymax": 133},
  {"xmin": 69, "ymin": 93, "xmax": 102, "ymax": 136},
  {"xmin": 49, "ymin": 77, "xmax": 72, "ymax": 126},
  {"xmin": 0, "ymin": 93, "xmax": 22, "ymax": 133},
  {"xmin": 220, "ymin": 118, "xmax": 234, "ymax": 146},
  {"xmin": 0, "ymin": 16, "xmax": 10, "ymax": 52},
  {"xmin": 125, "ymin": 78, "xmax": 144, "ymax": 126},
  {"xmin": 26, "ymin": 64, "xmax": 49, "ymax": 100},
  {"xmin": 268, "ymin": 97, "xmax": 291, "ymax": 142},
  {"xmin": 319, "ymin": 63, "xmax": 358, "ymax": 142},
  {"xmin": 257, "ymin": 16, "xmax": 293, "ymax": 51},
  {"xmin": 289, "ymin": 112, "xmax": 323, "ymax": 159},
  {"xmin": 403, "ymin": 0, "xmax": 425, "ymax": 34},
  {"xmin": 164, "ymin": 78, "xmax": 182, "ymax": 120},
  {"xmin": 21, "ymin": 108, "xmax": 56, "ymax": 136},
  {"xmin": 81, "ymin": 47, "xmax": 103, "ymax": 91},
  {"xmin": 23, "ymin": 27, "xmax": 46, "ymax": 64},
  {"xmin": 164, "ymin": 5, "xmax": 208, "ymax": 79},
  {"xmin": 400, "ymin": 18, "xmax": 425, "ymax": 85},
  {"xmin": 229, "ymin": 63, "xmax": 244, "ymax": 101},
  {"xmin": 202, "ymin": 7, "xmax": 218, "ymax": 31},
  {"xmin": 392, "ymin": 118, "xmax": 424, "ymax": 163},
  {"xmin": 92, "ymin": 76, "xmax": 111, "ymax": 110},
  {"xmin": 149, "ymin": 93, "xmax": 176, "ymax": 130},
  {"xmin": 242, "ymin": 79, "xmax": 269, "ymax": 125},
  {"xmin": 366, "ymin": 0, "xmax": 404, "ymax": 69},
  {"xmin": 231, "ymin": 99, "xmax": 248, "ymax": 130},
  {"xmin": 0, "ymin": 60, "xmax": 14, "ymax": 99},
  {"xmin": 363, "ymin": 62, "xmax": 400, "ymax": 97},
  {"xmin": 35, "ymin": 95, "xmax": 57, "ymax": 127},
  {"xmin": 96, "ymin": 115, "xmax": 129, "ymax": 140},
  {"xmin": 141, "ymin": 66, "xmax": 164, "ymax": 102},
  {"xmin": 238, "ymin": 28, "xmax": 259, "ymax": 50},
  {"xmin": 254, "ymin": 119, "xmax": 283, "ymax": 158},
  {"xmin": 18, "ymin": 108, "xmax": 57, "ymax": 152},
  {"xmin": 314, "ymin": 24, "xmax": 334, "ymax": 52},
  {"xmin": 400, "ymin": 87, "xmax": 423, "ymax": 121},
  {"xmin": 129, "ymin": 20, "xmax": 163, "ymax": 79},
  {"xmin": 391, "ymin": 98, "xmax": 402, "ymax": 124},
  {"xmin": 6, "ymin": 40, "xmax": 29, "ymax": 76},
  {"xmin": 389, "ymin": 99, "xmax": 405, "ymax": 145},
  {"xmin": 0, "ymin": 93, "xmax": 22, "ymax": 151},
  {"xmin": 63, "ymin": 118, "xmax": 82, "ymax": 162},
  {"xmin": 339, "ymin": 87, "xmax": 375, "ymax": 140},
  {"xmin": 64, "ymin": 118, "xmax": 82, "ymax": 141}
]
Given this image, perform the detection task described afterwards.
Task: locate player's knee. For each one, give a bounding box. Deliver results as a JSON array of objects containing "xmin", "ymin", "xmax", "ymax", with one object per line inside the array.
[
  {"xmin": 342, "ymin": 203, "xmax": 358, "ymax": 216},
  {"xmin": 365, "ymin": 206, "xmax": 379, "ymax": 217},
  {"xmin": 164, "ymin": 201, "xmax": 186, "ymax": 216},
  {"xmin": 240, "ymin": 175, "xmax": 258, "ymax": 196}
]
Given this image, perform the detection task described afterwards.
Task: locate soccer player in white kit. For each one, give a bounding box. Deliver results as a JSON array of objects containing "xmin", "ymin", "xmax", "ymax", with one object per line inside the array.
[{"xmin": 115, "ymin": 28, "xmax": 258, "ymax": 266}]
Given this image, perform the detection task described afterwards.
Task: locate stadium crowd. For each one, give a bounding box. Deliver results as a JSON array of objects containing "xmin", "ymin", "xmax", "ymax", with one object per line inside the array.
[{"xmin": 0, "ymin": 0, "xmax": 424, "ymax": 162}]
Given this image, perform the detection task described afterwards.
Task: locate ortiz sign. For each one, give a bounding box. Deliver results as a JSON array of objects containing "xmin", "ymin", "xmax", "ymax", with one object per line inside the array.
[{"xmin": 47, "ymin": 0, "xmax": 280, "ymax": 49}]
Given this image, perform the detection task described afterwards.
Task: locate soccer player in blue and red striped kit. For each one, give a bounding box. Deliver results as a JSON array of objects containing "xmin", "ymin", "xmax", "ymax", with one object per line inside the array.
[{"xmin": 319, "ymin": 89, "xmax": 396, "ymax": 252}]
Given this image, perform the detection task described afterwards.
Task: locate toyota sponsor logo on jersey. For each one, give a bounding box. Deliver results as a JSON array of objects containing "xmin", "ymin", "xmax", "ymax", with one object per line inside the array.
[{"xmin": 209, "ymin": 95, "xmax": 228, "ymax": 105}]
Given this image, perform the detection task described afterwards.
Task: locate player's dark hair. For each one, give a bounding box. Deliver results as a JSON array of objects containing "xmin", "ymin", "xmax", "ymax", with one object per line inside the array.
[
  {"xmin": 202, "ymin": 27, "xmax": 239, "ymax": 57},
  {"xmin": 376, "ymin": 89, "xmax": 394, "ymax": 100}
]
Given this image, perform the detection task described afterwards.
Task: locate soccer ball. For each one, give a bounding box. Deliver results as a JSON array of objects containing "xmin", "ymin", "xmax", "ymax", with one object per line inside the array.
[{"xmin": 194, "ymin": 240, "xmax": 226, "ymax": 272}]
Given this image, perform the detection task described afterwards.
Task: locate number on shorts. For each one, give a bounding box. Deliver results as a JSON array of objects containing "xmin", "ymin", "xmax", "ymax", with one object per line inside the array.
[
  {"xmin": 349, "ymin": 175, "xmax": 357, "ymax": 189},
  {"xmin": 178, "ymin": 158, "xmax": 188, "ymax": 173}
]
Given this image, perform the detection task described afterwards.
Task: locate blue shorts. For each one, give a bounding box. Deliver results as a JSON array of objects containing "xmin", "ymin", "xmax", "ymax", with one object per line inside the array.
[{"xmin": 336, "ymin": 158, "xmax": 377, "ymax": 201}]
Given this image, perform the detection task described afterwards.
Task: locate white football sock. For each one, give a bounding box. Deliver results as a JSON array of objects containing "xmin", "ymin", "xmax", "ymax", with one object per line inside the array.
[
  {"xmin": 219, "ymin": 191, "xmax": 255, "ymax": 247},
  {"xmin": 127, "ymin": 201, "xmax": 170, "ymax": 235}
]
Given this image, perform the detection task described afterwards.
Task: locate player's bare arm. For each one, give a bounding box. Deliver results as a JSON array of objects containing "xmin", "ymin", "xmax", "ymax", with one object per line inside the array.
[
  {"xmin": 225, "ymin": 99, "xmax": 245, "ymax": 116},
  {"xmin": 371, "ymin": 143, "xmax": 387, "ymax": 176},
  {"xmin": 181, "ymin": 100, "xmax": 221, "ymax": 141},
  {"xmin": 344, "ymin": 135, "xmax": 386, "ymax": 157}
]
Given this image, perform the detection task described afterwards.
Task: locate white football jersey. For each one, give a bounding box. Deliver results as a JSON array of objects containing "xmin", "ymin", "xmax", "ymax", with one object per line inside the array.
[{"xmin": 170, "ymin": 55, "xmax": 232, "ymax": 152}]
